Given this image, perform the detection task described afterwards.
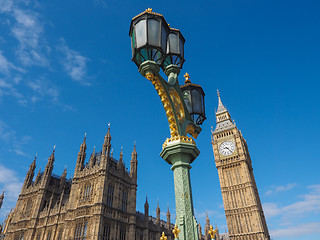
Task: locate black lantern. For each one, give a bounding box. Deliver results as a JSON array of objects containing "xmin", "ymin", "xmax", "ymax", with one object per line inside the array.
[
  {"xmin": 180, "ymin": 73, "xmax": 206, "ymax": 125},
  {"xmin": 162, "ymin": 28, "xmax": 185, "ymax": 69},
  {"xmin": 129, "ymin": 9, "xmax": 170, "ymax": 67}
]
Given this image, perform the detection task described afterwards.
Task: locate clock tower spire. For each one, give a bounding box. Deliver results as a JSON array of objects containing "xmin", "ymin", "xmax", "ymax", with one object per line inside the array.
[{"xmin": 211, "ymin": 91, "xmax": 270, "ymax": 240}]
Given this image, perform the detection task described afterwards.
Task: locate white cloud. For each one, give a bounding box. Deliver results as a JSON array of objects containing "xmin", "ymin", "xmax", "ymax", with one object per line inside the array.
[
  {"xmin": 263, "ymin": 202, "xmax": 282, "ymax": 218},
  {"xmin": 26, "ymin": 78, "xmax": 59, "ymax": 102},
  {"xmin": 281, "ymin": 185, "xmax": 320, "ymax": 216},
  {"xmin": 58, "ymin": 40, "xmax": 90, "ymax": 85},
  {"xmin": 0, "ymin": 0, "xmax": 13, "ymax": 13},
  {"xmin": 11, "ymin": 8, "xmax": 49, "ymax": 67},
  {"xmin": 0, "ymin": 119, "xmax": 31, "ymax": 157},
  {"xmin": 265, "ymin": 183, "xmax": 296, "ymax": 195},
  {"xmin": 0, "ymin": 1, "xmax": 91, "ymax": 108},
  {"xmin": 270, "ymin": 222, "xmax": 320, "ymax": 238},
  {"xmin": 0, "ymin": 164, "xmax": 23, "ymax": 219},
  {"xmin": 263, "ymin": 184, "xmax": 320, "ymax": 223}
]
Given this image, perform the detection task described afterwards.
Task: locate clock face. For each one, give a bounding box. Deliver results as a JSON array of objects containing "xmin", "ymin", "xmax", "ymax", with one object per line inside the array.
[{"xmin": 219, "ymin": 141, "xmax": 236, "ymax": 156}]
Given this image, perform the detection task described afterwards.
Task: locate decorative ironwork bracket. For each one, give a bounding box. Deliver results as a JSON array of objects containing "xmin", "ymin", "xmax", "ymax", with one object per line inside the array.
[{"xmin": 138, "ymin": 61, "xmax": 201, "ymax": 144}]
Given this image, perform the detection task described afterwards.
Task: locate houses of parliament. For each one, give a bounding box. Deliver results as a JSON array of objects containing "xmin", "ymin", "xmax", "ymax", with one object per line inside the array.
[{"xmin": 0, "ymin": 93, "xmax": 269, "ymax": 240}]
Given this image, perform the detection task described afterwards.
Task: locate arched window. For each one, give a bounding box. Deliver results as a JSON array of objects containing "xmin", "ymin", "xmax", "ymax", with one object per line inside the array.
[
  {"xmin": 121, "ymin": 190, "xmax": 128, "ymax": 212},
  {"xmin": 120, "ymin": 227, "xmax": 126, "ymax": 240},
  {"xmin": 74, "ymin": 222, "xmax": 88, "ymax": 240},
  {"xmin": 57, "ymin": 229, "xmax": 63, "ymax": 240},
  {"xmin": 83, "ymin": 183, "xmax": 92, "ymax": 199},
  {"xmin": 103, "ymin": 222, "xmax": 111, "ymax": 240},
  {"xmin": 24, "ymin": 199, "xmax": 33, "ymax": 216},
  {"xmin": 106, "ymin": 184, "xmax": 114, "ymax": 207},
  {"xmin": 46, "ymin": 231, "xmax": 52, "ymax": 240}
]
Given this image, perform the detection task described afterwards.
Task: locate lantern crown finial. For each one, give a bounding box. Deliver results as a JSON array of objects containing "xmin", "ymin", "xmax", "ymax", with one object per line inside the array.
[
  {"xmin": 132, "ymin": 8, "xmax": 163, "ymax": 20},
  {"xmin": 184, "ymin": 73, "xmax": 191, "ymax": 83}
]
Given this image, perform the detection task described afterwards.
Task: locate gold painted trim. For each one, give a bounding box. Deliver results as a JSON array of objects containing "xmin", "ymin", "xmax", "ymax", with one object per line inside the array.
[
  {"xmin": 162, "ymin": 135, "xmax": 195, "ymax": 148},
  {"xmin": 145, "ymin": 72, "xmax": 179, "ymax": 137},
  {"xmin": 132, "ymin": 8, "xmax": 163, "ymax": 20},
  {"xmin": 186, "ymin": 124, "xmax": 198, "ymax": 139}
]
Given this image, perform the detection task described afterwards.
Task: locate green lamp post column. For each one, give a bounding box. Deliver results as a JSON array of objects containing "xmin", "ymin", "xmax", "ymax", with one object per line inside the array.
[
  {"xmin": 129, "ymin": 9, "xmax": 206, "ymax": 240},
  {"xmin": 160, "ymin": 140, "xmax": 199, "ymax": 240}
]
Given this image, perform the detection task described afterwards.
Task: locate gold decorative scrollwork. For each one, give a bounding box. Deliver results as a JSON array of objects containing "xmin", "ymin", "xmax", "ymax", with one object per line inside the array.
[
  {"xmin": 169, "ymin": 88, "xmax": 185, "ymax": 122},
  {"xmin": 186, "ymin": 124, "xmax": 198, "ymax": 139},
  {"xmin": 145, "ymin": 72, "xmax": 179, "ymax": 137}
]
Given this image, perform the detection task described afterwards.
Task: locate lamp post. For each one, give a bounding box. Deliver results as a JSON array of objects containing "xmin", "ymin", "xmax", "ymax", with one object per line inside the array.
[{"xmin": 129, "ymin": 9, "xmax": 206, "ymax": 240}]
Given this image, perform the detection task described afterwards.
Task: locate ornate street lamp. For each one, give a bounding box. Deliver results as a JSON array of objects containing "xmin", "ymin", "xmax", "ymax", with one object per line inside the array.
[
  {"xmin": 162, "ymin": 28, "xmax": 185, "ymax": 69},
  {"xmin": 129, "ymin": 9, "xmax": 170, "ymax": 67},
  {"xmin": 181, "ymin": 73, "xmax": 206, "ymax": 125},
  {"xmin": 129, "ymin": 9, "xmax": 206, "ymax": 240}
]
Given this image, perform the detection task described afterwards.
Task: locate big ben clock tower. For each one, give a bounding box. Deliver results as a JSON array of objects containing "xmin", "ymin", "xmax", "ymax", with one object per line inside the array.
[{"xmin": 211, "ymin": 91, "xmax": 270, "ymax": 240}]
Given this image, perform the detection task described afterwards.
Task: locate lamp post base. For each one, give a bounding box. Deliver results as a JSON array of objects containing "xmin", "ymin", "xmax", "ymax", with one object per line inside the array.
[{"xmin": 160, "ymin": 140, "xmax": 199, "ymax": 240}]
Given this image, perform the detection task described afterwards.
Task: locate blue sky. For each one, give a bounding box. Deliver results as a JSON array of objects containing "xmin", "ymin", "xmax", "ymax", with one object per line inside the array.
[{"xmin": 0, "ymin": 0, "xmax": 319, "ymax": 239}]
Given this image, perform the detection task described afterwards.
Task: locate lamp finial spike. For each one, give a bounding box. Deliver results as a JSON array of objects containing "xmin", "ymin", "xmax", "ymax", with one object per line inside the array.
[{"xmin": 184, "ymin": 72, "xmax": 191, "ymax": 84}]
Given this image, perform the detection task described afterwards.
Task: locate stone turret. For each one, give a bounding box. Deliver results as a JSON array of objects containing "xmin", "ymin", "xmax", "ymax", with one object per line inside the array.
[
  {"xmin": 156, "ymin": 202, "xmax": 160, "ymax": 225},
  {"xmin": 166, "ymin": 207, "xmax": 171, "ymax": 229},
  {"xmin": 23, "ymin": 156, "xmax": 36, "ymax": 189},
  {"xmin": 198, "ymin": 222, "xmax": 203, "ymax": 240},
  {"xmin": 102, "ymin": 124, "xmax": 111, "ymax": 157},
  {"xmin": 42, "ymin": 148, "xmax": 55, "ymax": 187},
  {"xmin": 34, "ymin": 169, "xmax": 41, "ymax": 185},
  {"xmin": 215, "ymin": 223, "xmax": 220, "ymax": 240},
  {"xmin": 130, "ymin": 144, "xmax": 138, "ymax": 179},
  {"xmin": 204, "ymin": 211, "xmax": 211, "ymax": 240},
  {"xmin": 60, "ymin": 169, "xmax": 67, "ymax": 187},
  {"xmin": 89, "ymin": 146, "xmax": 96, "ymax": 168},
  {"xmin": 76, "ymin": 134, "xmax": 87, "ymax": 172},
  {"xmin": 0, "ymin": 191, "xmax": 4, "ymax": 209},
  {"xmin": 144, "ymin": 196, "xmax": 149, "ymax": 221},
  {"xmin": 118, "ymin": 147, "xmax": 124, "ymax": 171}
]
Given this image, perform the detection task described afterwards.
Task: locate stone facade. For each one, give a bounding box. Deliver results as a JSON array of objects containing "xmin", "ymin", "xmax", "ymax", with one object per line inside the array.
[
  {"xmin": 211, "ymin": 93, "xmax": 270, "ymax": 240},
  {"xmin": 2, "ymin": 127, "xmax": 174, "ymax": 240}
]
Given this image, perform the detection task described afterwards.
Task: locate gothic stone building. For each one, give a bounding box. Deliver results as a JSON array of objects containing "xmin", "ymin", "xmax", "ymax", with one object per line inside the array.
[
  {"xmin": 3, "ymin": 127, "xmax": 174, "ymax": 240},
  {"xmin": 211, "ymin": 92, "xmax": 270, "ymax": 240}
]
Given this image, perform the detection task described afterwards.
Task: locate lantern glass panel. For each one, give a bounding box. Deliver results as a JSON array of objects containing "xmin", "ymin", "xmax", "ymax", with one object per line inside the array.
[
  {"xmin": 183, "ymin": 90, "xmax": 192, "ymax": 113},
  {"xmin": 147, "ymin": 19, "xmax": 160, "ymax": 46},
  {"xmin": 131, "ymin": 30, "xmax": 135, "ymax": 57},
  {"xmin": 135, "ymin": 19, "xmax": 147, "ymax": 48},
  {"xmin": 161, "ymin": 25, "xmax": 167, "ymax": 52},
  {"xmin": 191, "ymin": 89, "xmax": 203, "ymax": 114},
  {"xmin": 168, "ymin": 33, "xmax": 179, "ymax": 54},
  {"xmin": 179, "ymin": 37, "xmax": 184, "ymax": 56}
]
